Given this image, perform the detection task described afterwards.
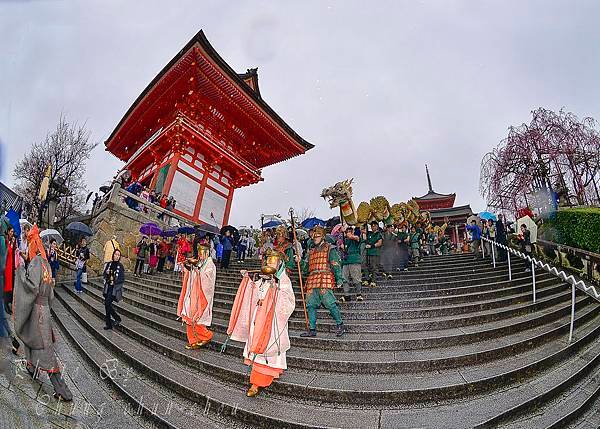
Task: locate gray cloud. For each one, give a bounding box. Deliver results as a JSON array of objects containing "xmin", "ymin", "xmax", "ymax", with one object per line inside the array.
[{"xmin": 2, "ymin": 0, "xmax": 599, "ymax": 225}]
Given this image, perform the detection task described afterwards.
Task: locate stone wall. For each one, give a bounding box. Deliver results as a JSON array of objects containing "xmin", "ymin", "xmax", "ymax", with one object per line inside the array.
[{"xmin": 86, "ymin": 201, "xmax": 172, "ymax": 274}]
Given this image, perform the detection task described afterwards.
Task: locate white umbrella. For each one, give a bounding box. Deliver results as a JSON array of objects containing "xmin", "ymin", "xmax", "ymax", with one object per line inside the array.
[
  {"xmin": 40, "ymin": 229, "xmax": 64, "ymax": 245},
  {"xmin": 19, "ymin": 219, "xmax": 33, "ymax": 230},
  {"xmin": 466, "ymin": 215, "xmax": 482, "ymax": 226},
  {"xmin": 516, "ymin": 215, "xmax": 537, "ymax": 244}
]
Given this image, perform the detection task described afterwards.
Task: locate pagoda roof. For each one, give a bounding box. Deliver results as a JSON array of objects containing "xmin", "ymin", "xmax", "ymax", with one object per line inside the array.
[
  {"xmin": 413, "ymin": 190, "xmax": 457, "ymax": 201},
  {"xmin": 105, "ymin": 30, "xmax": 313, "ymax": 165}
]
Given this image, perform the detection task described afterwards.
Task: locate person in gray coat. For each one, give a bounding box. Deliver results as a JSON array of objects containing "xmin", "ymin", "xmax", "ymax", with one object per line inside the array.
[
  {"xmin": 14, "ymin": 224, "xmax": 73, "ymax": 401},
  {"xmin": 103, "ymin": 249, "xmax": 124, "ymax": 330}
]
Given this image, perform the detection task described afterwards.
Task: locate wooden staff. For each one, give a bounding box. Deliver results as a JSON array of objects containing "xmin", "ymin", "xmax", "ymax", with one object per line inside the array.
[{"xmin": 289, "ymin": 207, "xmax": 309, "ymax": 331}]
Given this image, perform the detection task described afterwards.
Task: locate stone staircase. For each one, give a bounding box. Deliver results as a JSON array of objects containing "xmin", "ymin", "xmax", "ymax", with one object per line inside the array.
[{"xmin": 51, "ymin": 253, "xmax": 600, "ymax": 428}]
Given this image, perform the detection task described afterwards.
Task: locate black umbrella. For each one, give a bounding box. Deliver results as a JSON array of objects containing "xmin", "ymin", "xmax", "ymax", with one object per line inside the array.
[
  {"xmin": 220, "ymin": 225, "xmax": 240, "ymax": 243},
  {"xmin": 66, "ymin": 221, "xmax": 93, "ymax": 236},
  {"xmin": 326, "ymin": 216, "xmax": 341, "ymax": 228}
]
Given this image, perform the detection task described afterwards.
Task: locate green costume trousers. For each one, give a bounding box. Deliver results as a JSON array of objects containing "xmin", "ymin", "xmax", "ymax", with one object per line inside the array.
[{"xmin": 306, "ymin": 289, "xmax": 343, "ymax": 330}]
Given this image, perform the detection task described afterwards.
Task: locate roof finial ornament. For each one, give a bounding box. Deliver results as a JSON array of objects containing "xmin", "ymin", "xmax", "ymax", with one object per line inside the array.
[{"xmin": 426, "ymin": 164, "xmax": 433, "ymax": 193}]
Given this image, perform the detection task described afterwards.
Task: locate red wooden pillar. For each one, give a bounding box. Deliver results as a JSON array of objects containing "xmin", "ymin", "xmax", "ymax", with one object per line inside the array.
[
  {"xmin": 222, "ymin": 188, "xmax": 234, "ymax": 226},
  {"xmin": 194, "ymin": 164, "xmax": 211, "ymax": 220},
  {"xmin": 163, "ymin": 152, "xmax": 181, "ymax": 197}
]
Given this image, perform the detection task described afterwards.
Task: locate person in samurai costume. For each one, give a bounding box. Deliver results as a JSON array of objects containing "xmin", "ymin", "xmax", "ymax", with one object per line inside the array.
[
  {"xmin": 273, "ymin": 225, "xmax": 296, "ymax": 274},
  {"xmin": 177, "ymin": 242, "xmax": 216, "ymax": 349},
  {"xmin": 13, "ymin": 224, "xmax": 73, "ymax": 401},
  {"xmin": 224, "ymin": 249, "xmax": 296, "ymax": 397},
  {"xmin": 299, "ymin": 225, "xmax": 346, "ymax": 338}
]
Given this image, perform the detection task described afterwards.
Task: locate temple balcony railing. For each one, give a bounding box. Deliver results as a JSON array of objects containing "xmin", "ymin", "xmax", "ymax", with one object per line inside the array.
[{"xmin": 97, "ymin": 182, "xmax": 204, "ymax": 232}]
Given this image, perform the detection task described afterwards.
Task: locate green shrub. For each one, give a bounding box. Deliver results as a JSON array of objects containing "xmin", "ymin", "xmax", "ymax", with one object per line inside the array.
[{"xmin": 543, "ymin": 207, "xmax": 600, "ymax": 254}]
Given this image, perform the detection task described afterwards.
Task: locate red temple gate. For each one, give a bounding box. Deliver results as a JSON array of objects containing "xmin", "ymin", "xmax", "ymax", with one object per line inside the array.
[{"xmin": 105, "ymin": 30, "xmax": 312, "ymax": 227}]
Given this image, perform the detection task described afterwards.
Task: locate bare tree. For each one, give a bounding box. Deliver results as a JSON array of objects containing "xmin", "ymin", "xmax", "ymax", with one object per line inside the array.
[
  {"xmin": 13, "ymin": 115, "xmax": 98, "ymax": 224},
  {"xmin": 293, "ymin": 207, "xmax": 316, "ymax": 224}
]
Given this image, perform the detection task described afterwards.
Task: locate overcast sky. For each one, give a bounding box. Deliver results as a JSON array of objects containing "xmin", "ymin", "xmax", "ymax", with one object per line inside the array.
[{"xmin": 2, "ymin": 0, "xmax": 600, "ymax": 226}]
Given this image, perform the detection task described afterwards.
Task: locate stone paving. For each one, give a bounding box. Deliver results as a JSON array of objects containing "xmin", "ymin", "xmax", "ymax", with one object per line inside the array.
[{"xmin": 0, "ymin": 318, "xmax": 159, "ymax": 429}]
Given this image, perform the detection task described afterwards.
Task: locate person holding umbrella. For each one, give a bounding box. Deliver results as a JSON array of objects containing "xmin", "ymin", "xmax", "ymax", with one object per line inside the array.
[
  {"xmin": 74, "ymin": 238, "xmax": 90, "ymax": 293},
  {"xmin": 134, "ymin": 236, "xmax": 149, "ymax": 277},
  {"xmin": 220, "ymin": 230, "xmax": 234, "ymax": 269},
  {"xmin": 47, "ymin": 239, "xmax": 60, "ymax": 281}
]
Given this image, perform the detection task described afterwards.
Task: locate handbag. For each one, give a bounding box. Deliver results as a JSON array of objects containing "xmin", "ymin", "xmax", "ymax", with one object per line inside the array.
[{"xmin": 82, "ymin": 272, "xmax": 88, "ymax": 284}]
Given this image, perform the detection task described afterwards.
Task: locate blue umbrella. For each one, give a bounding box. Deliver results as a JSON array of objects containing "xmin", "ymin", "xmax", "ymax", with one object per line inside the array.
[
  {"xmin": 262, "ymin": 220, "xmax": 282, "ymax": 228},
  {"xmin": 178, "ymin": 226, "xmax": 196, "ymax": 234},
  {"xmin": 479, "ymin": 211, "xmax": 498, "ymax": 221},
  {"xmin": 301, "ymin": 217, "xmax": 326, "ymax": 229},
  {"xmin": 66, "ymin": 221, "xmax": 93, "ymax": 236},
  {"xmin": 6, "ymin": 209, "xmax": 20, "ymax": 237},
  {"xmin": 140, "ymin": 222, "xmax": 162, "ymax": 236}
]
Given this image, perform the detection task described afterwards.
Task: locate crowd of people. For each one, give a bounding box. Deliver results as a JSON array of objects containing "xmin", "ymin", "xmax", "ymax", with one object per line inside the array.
[
  {"xmin": 124, "ymin": 181, "xmax": 178, "ymax": 218},
  {"xmin": 253, "ymin": 221, "xmax": 455, "ymax": 303},
  {"xmin": 465, "ymin": 214, "xmax": 533, "ymax": 272}
]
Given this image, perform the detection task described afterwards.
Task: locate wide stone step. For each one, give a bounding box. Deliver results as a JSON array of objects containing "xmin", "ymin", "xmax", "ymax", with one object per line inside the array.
[
  {"xmin": 131, "ymin": 266, "xmax": 536, "ymax": 296},
  {"xmin": 53, "ymin": 288, "xmax": 381, "ymax": 428},
  {"xmin": 563, "ymin": 389, "xmax": 600, "ymax": 429},
  {"xmin": 51, "ymin": 295, "xmax": 234, "ymax": 429},
  {"xmin": 378, "ymin": 335, "xmax": 600, "ymax": 428},
  {"xmin": 83, "ymin": 276, "xmax": 578, "ymax": 338},
  {"xmin": 87, "ymin": 274, "xmax": 573, "ymax": 323},
  {"xmin": 124, "ymin": 274, "xmax": 561, "ymax": 312},
  {"xmin": 58, "ymin": 281, "xmax": 598, "ymax": 375},
  {"xmin": 128, "ymin": 269, "xmax": 546, "ymax": 302},
  {"xmin": 54, "ymin": 283, "xmax": 600, "ymax": 408}
]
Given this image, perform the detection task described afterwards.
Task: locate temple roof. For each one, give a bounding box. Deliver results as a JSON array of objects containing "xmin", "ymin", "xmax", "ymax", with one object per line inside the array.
[
  {"xmin": 413, "ymin": 165, "xmax": 456, "ymax": 201},
  {"xmin": 414, "ymin": 190, "xmax": 457, "ymax": 201},
  {"xmin": 429, "ymin": 204, "xmax": 473, "ymax": 218},
  {"xmin": 237, "ymin": 68, "xmax": 261, "ymax": 97},
  {"xmin": 105, "ymin": 30, "xmax": 313, "ymax": 164}
]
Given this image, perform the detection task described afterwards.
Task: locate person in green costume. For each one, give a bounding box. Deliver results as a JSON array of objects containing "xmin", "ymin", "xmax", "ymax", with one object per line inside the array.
[
  {"xmin": 427, "ymin": 229, "xmax": 437, "ymax": 256},
  {"xmin": 298, "ymin": 226, "xmax": 345, "ymax": 337},
  {"xmin": 410, "ymin": 226, "xmax": 422, "ymax": 267},
  {"xmin": 439, "ymin": 234, "xmax": 450, "ymax": 255},
  {"xmin": 396, "ymin": 224, "xmax": 410, "ymax": 271},
  {"xmin": 339, "ymin": 226, "xmax": 363, "ymax": 302},
  {"xmin": 363, "ymin": 221, "xmax": 383, "ymax": 287}
]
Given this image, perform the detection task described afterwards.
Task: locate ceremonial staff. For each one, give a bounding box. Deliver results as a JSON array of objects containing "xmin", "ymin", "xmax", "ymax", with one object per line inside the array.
[{"xmin": 289, "ymin": 207, "xmax": 309, "ymax": 331}]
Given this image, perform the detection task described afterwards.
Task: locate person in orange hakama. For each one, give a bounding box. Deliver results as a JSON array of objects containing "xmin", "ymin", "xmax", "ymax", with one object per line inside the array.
[
  {"xmin": 177, "ymin": 244, "xmax": 216, "ymax": 349},
  {"xmin": 225, "ymin": 250, "xmax": 296, "ymax": 397}
]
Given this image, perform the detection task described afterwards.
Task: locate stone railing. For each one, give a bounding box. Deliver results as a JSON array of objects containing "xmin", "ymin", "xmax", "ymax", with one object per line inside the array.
[{"xmin": 535, "ymin": 239, "xmax": 600, "ymax": 287}]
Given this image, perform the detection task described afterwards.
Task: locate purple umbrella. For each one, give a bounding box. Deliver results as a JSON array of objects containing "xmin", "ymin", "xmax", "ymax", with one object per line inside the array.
[{"xmin": 140, "ymin": 222, "xmax": 162, "ymax": 236}]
